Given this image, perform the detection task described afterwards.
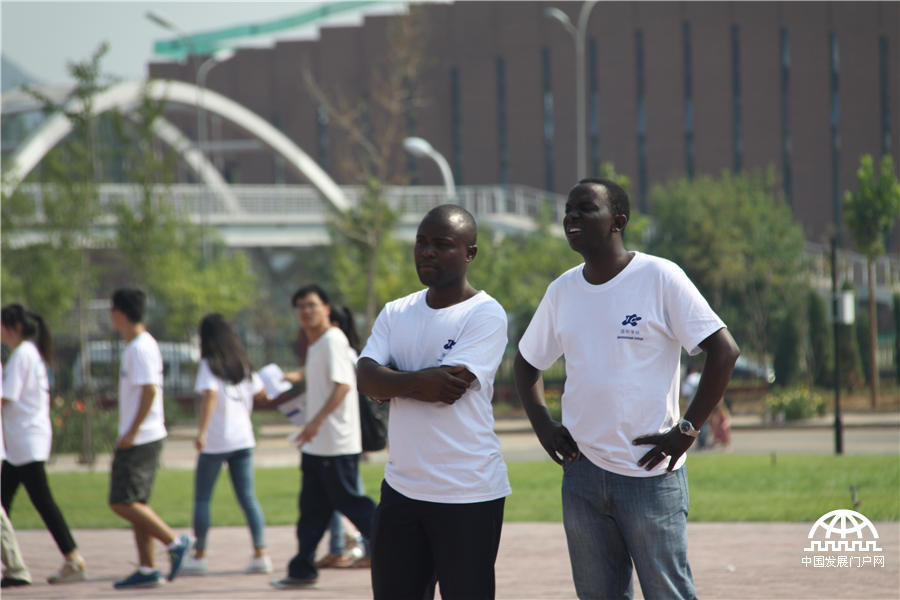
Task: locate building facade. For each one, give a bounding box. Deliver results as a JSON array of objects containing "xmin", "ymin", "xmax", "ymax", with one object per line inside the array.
[{"xmin": 148, "ymin": 1, "xmax": 899, "ymax": 248}]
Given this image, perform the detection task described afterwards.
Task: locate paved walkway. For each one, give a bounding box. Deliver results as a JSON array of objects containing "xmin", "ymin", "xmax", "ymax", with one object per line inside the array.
[{"xmin": 7, "ymin": 522, "xmax": 899, "ymax": 599}]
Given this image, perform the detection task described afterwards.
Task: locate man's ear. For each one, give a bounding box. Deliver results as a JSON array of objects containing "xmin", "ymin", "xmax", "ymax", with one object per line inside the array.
[
  {"xmin": 612, "ymin": 214, "xmax": 628, "ymax": 232},
  {"xmin": 466, "ymin": 244, "xmax": 478, "ymax": 262}
]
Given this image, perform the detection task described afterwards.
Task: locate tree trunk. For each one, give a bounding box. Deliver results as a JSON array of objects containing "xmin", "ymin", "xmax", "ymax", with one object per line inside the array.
[{"xmin": 868, "ymin": 259, "xmax": 879, "ymax": 408}]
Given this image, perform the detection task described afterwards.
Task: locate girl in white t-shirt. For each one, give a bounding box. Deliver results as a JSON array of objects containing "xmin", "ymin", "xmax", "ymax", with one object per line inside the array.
[
  {"xmin": 181, "ymin": 314, "xmax": 271, "ymax": 576},
  {"xmin": 1, "ymin": 304, "xmax": 87, "ymax": 584}
]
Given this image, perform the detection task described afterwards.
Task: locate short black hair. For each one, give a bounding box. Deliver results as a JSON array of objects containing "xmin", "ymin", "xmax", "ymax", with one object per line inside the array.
[
  {"xmin": 111, "ymin": 288, "xmax": 146, "ymax": 323},
  {"xmin": 578, "ymin": 178, "xmax": 630, "ymax": 225},
  {"xmin": 422, "ymin": 204, "xmax": 478, "ymax": 245},
  {"xmin": 291, "ymin": 284, "xmax": 330, "ymax": 307}
]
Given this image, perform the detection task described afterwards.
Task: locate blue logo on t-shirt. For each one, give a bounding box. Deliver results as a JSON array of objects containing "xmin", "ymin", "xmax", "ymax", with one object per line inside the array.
[
  {"xmin": 443, "ymin": 339, "xmax": 457, "ymax": 350},
  {"xmin": 622, "ymin": 314, "xmax": 642, "ymax": 327}
]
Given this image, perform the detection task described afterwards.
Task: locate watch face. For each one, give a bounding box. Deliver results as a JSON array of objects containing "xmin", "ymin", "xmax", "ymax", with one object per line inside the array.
[{"xmin": 679, "ymin": 421, "xmax": 690, "ymax": 433}]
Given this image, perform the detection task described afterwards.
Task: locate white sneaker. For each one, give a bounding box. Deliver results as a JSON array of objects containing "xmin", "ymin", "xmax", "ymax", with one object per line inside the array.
[
  {"xmin": 179, "ymin": 556, "xmax": 207, "ymax": 576},
  {"xmin": 245, "ymin": 555, "xmax": 273, "ymax": 574}
]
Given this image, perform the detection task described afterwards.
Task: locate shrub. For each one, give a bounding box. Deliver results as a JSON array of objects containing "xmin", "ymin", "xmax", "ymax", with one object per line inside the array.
[
  {"xmin": 50, "ymin": 395, "xmax": 119, "ymax": 458},
  {"xmin": 764, "ymin": 386, "xmax": 827, "ymax": 422}
]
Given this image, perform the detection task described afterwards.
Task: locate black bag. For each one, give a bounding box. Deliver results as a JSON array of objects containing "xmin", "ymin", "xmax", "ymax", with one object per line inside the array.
[{"xmin": 359, "ymin": 393, "xmax": 389, "ymax": 452}]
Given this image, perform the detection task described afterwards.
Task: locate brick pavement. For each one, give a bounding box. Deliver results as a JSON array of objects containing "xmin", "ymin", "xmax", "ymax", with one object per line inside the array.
[{"xmin": 6, "ymin": 521, "xmax": 899, "ymax": 599}]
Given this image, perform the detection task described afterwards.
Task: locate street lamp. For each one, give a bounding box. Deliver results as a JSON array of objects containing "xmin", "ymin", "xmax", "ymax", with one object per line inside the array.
[
  {"xmin": 545, "ymin": 1, "xmax": 598, "ymax": 180},
  {"xmin": 403, "ymin": 136, "xmax": 456, "ymax": 201}
]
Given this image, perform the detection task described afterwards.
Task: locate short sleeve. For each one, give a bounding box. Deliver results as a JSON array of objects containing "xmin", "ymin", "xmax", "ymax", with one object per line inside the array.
[
  {"xmin": 2, "ymin": 348, "xmax": 29, "ymax": 402},
  {"xmin": 663, "ymin": 267, "xmax": 726, "ymax": 356},
  {"xmin": 360, "ymin": 305, "xmax": 392, "ymax": 366},
  {"xmin": 132, "ymin": 341, "xmax": 161, "ymax": 386},
  {"xmin": 440, "ymin": 306, "xmax": 507, "ymax": 391},
  {"xmin": 249, "ymin": 372, "xmax": 264, "ymax": 396},
  {"xmin": 327, "ymin": 333, "xmax": 356, "ymax": 387},
  {"xmin": 517, "ymin": 285, "xmax": 564, "ymax": 371},
  {"xmin": 194, "ymin": 360, "xmax": 219, "ymax": 393}
]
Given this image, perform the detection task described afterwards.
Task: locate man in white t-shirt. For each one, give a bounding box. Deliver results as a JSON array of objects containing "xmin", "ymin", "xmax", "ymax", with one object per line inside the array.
[
  {"xmin": 514, "ymin": 179, "xmax": 740, "ymax": 600},
  {"xmin": 270, "ymin": 284, "xmax": 376, "ymax": 590},
  {"xmin": 358, "ymin": 205, "xmax": 510, "ymax": 600},
  {"xmin": 107, "ymin": 289, "xmax": 193, "ymax": 589}
]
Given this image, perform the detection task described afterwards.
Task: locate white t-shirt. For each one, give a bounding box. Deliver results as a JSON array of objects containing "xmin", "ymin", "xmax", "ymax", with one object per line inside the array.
[
  {"xmin": 1, "ymin": 341, "xmax": 52, "ymax": 465},
  {"xmin": 361, "ymin": 289, "xmax": 511, "ymax": 504},
  {"xmin": 518, "ymin": 252, "xmax": 725, "ymax": 478},
  {"xmin": 194, "ymin": 359, "xmax": 263, "ymax": 454},
  {"xmin": 302, "ymin": 327, "xmax": 361, "ymax": 457},
  {"xmin": 117, "ymin": 331, "xmax": 167, "ymax": 445},
  {"xmin": 681, "ymin": 371, "xmax": 701, "ymax": 400}
]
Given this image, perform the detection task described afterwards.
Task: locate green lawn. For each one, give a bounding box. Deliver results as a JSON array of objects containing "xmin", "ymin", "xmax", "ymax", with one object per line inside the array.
[{"xmin": 7, "ymin": 454, "xmax": 898, "ymax": 530}]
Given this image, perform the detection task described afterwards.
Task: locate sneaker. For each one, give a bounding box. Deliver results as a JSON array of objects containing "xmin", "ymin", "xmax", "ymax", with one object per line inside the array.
[
  {"xmin": 1, "ymin": 576, "xmax": 31, "ymax": 588},
  {"xmin": 167, "ymin": 535, "xmax": 194, "ymax": 581},
  {"xmin": 269, "ymin": 575, "xmax": 317, "ymax": 589},
  {"xmin": 349, "ymin": 555, "xmax": 371, "ymax": 569},
  {"xmin": 113, "ymin": 570, "xmax": 164, "ymax": 589},
  {"xmin": 245, "ymin": 555, "xmax": 273, "ymax": 574},
  {"xmin": 47, "ymin": 559, "xmax": 87, "ymax": 584},
  {"xmin": 180, "ymin": 555, "xmax": 208, "ymax": 576},
  {"xmin": 315, "ymin": 552, "xmax": 355, "ymax": 568}
]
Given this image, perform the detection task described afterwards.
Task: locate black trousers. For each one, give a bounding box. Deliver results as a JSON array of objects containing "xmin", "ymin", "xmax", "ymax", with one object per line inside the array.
[
  {"xmin": 1, "ymin": 460, "xmax": 77, "ymax": 555},
  {"xmin": 288, "ymin": 452, "xmax": 376, "ymax": 579},
  {"xmin": 371, "ymin": 480, "xmax": 505, "ymax": 600}
]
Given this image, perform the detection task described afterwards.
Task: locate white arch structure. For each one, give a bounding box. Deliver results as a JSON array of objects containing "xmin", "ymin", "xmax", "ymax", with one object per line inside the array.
[{"xmin": 3, "ymin": 79, "xmax": 350, "ymax": 213}]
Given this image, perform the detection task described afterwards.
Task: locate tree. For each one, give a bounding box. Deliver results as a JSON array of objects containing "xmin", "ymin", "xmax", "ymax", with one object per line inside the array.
[
  {"xmin": 303, "ymin": 10, "xmax": 427, "ymax": 330},
  {"xmin": 807, "ymin": 290, "xmax": 834, "ymax": 387},
  {"xmin": 644, "ymin": 169, "xmax": 807, "ymax": 363},
  {"xmin": 843, "ymin": 154, "xmax": 900, "ymax": 407},
  {"xmin": 109, "ymin": 87, "xmax": 257, "ymax": 337}
]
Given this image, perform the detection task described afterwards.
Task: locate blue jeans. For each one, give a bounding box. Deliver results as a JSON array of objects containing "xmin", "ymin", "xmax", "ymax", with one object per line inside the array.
[
  {"xmin": 193, "ymin": 448, "xmax": 266, "ymax": 550},
  {"xmin": 561, "ymin": 455, "xmax": 696, "ymax": 600}
]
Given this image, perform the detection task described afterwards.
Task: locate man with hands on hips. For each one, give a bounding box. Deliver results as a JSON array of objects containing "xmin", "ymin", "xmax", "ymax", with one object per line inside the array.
[{"xmin": 513, "ymin": 179, "xmax": 739, "ymax": 600}]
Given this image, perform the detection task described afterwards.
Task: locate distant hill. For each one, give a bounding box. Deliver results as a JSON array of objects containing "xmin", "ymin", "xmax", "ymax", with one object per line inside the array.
[{"xmin": 2, "ymin": 55, "xmax": 40, "ymax": 92}]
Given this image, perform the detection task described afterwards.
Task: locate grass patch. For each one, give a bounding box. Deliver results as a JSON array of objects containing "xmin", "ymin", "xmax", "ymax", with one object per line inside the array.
[{"xmin": 7, "ymin": 455, "xmax": 897, "ymax": 530}]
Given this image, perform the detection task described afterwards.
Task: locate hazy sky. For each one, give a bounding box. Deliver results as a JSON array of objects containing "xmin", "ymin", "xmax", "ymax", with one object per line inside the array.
[{"xmin": 1, "ymin": 0, "xmax": 407, "ymax": 85}]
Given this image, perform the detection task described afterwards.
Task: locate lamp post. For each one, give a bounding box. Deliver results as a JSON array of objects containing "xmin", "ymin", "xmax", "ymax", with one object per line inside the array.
[
  {"xmin": 545, "ymin": 1, "xmax": 598, "ymax": 180},
  {"xmin": 403, "ymin": 136, "xmax": 456, "ymax": 202}
]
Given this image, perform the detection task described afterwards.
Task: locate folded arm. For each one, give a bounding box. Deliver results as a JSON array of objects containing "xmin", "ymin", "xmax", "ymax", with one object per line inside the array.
[{"xmin": 357, "ymin": 357, "xmax": 475, "ymax": 405}]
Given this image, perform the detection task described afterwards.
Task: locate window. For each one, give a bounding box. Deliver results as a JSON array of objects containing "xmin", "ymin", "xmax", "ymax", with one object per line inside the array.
[
  {"xmin": 731, "ymin": 25, "xmax": 743, "ymax": 173},
  {"xmin": 683, "ymin": 21, "xmax": 695, "ymax": 179},
  {"xmin": 497, "ymin": 57, "xmax": 508, "ymax": 186},
  {"xmin": 880, "ymin": 36, "xmax": 892, "ymax": 156},
  {"xmin": 635, "ymin": 29, "xmax": 647, "ymax": 211},
  {"xmin": 780, "ymin": 27, "xmax": 792, "ymax": 202},
  {"xmin": 450, "ymin": 67, "xmax": 463, "ymax": 184},
  {"xmin": 542, "ymin": 47, "xmax": 555, "ymax": 192},
  {"xmin": 589, "ymin": 37, "xmax": 600, "ymax": 177}
]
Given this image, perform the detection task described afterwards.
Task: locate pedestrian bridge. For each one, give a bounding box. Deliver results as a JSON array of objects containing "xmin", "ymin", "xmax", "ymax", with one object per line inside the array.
[{"xmin": 10, "ymin": 183, "xmax": 567, "ymax": 248}]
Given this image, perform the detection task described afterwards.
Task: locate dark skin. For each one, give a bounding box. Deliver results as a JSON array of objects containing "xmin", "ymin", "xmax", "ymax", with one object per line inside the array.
[
  {"xmin": 357, "ymin": 208, "xmax": 480, "ymax": 404},
  {"xmin": 514, "ymin": 182, "xmax": 740, "ymax": 469}
]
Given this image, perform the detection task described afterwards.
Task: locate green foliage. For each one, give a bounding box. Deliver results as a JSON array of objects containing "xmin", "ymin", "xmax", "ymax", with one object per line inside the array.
[
  {"xmin": 855, "ymin": 308, "xmax": 872, "ymax": 385},
  {"xmin": 807, "ymin": 290, "xmax": 834, "ymax": 387},
  {"xmin": 843, "ymin": 154, "xmax": 900, "ymax": 260},
  {"xmin": 894, "ymin": 293, "xmax": 900, "ymax": 383},
  {"xmin": 772, "ymin": 307, "xmax": 801, "ymax": 387},
  {"xmin": 644, "ymin": 169, "xmax": 807, "ymax": 361},
  {"xmin": 764, "ymin": 386, "xmax": 826, "ymax": 421},
  {"xmin": 49, "ymin": 397, "xmax": 118, "ymax": 456}
]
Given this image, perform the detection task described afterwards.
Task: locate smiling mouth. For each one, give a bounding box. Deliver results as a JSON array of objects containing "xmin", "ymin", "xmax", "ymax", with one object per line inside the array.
[{"xmin": 565, "ymin": 226, "xmax": 582, "ymax": 236}]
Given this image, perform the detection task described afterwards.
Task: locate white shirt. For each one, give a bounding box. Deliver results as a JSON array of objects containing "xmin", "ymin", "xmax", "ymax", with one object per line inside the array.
[
  {"xmin": 2, "ymin": 341, "xmax": 52, "ymax": 465},
  {"xmin": 518, "ymin": 252, "xmax": 725, "ymax": 477},
  {"xmin": 302, "ymin": 327, "xmax": 361, "ymax": 457},
  {"xmin": 361, "ymin": 289, "xmax": 511, "ymax": 504},
  {"xmin": 117, "ymin": 331, "xmax": 167, "ymax": 445},
  {"xmin": 194, "ymin": 359, "xmax": 262, "ymax": 454}
]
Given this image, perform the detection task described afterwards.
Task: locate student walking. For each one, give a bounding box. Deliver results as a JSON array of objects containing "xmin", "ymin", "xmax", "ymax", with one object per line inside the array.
[
  {"xmin": 107, "ymin": 289, "xmax": 192, "ymax": 589},
  {"xmin": 180, "ymin": 313, "xmax": 271, "ymax": 576},
  {"xmin": 1, "ymin": 304, "xmax": 87, "ymax": 584}
]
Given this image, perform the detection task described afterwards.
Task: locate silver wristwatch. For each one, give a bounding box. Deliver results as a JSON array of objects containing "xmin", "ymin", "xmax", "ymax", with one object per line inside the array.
[{"xmin": 677, "ymin": 419, "xmax": 700, "ymax": 438}]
